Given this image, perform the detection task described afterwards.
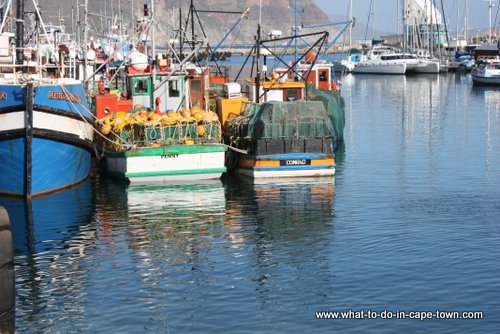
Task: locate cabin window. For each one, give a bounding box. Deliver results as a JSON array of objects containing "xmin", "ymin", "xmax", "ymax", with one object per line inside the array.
[
  {"xmin": 169, "ymin": 81, "xmax": 180, "ymax": 97},
  {"xmin": 134, "ymin": 79, "xmax": 148, "ymax": 94},
  {"xmin": 284, "ymin": 88, "xmax": 300, "ymax": 101},
  {"xmin": 191, "ymin": 79, "xmax": 202, "ymax": 92},
  {"xmin": 319, "ymin": 70, "xmax": 328, "ymax": 82}
]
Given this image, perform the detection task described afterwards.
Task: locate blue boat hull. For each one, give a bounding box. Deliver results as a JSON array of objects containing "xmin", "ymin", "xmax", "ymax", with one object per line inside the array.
[
  {"xmin": 0, "ymin": 80, "xmax": 94, "ymax": 197},
  {"xmin": 0, "ymin": 137, "xmax": 91, "ymax": 196}
]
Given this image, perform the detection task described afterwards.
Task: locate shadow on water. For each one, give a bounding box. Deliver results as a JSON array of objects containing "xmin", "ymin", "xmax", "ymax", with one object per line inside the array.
[{"xmin": 0, "ymin": 179, "xmax": 94, "ymax": 333}]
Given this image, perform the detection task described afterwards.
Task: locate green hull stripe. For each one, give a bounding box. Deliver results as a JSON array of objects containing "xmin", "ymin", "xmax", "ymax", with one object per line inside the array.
[
  {"xmin": 106, "ymin": 145, "xmax": 226, "ymax": 158},
  {"xmin": 108, "ymin": 167, "xmax": 226, "ymax": 178}
]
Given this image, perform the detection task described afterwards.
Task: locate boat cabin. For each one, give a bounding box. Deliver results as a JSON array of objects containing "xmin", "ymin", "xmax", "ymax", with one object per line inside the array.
[
  {"xmin": 273, "ymin": 61, "xmax": 338, "ymax": 93},
  {"xmin": 245, "ymin": 79, "xmax": 305, "ymax": 103},
  {"xmin": 94, "ymin": 56, "xmax": 213, "ymax": 119}
]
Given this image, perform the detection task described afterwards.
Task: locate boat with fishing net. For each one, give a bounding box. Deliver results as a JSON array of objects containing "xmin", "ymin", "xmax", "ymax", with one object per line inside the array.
[
  {"xmin": 216, "ymin": 43, "xmax": 343, "ymax": 178},
  {"xmin": 220, "ymin": 81, "xmax": 344, "ymax": 178}
]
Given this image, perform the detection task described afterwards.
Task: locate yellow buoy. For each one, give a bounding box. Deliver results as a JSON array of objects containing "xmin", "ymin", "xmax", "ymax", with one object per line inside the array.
[
  {"xmin": 196, "ymin": 124, "xmax": 206, "ymax": 137},
  {"xmin": 181, "ymin": 109, "xmax": 192, "ymax": 118},
  {"xmin": 194, "ymin": 111, "xmax": 205, "ymax": 123},
  {"xmin": 100, "ymin": 124, "xmax": 111, "ymax": 135}
]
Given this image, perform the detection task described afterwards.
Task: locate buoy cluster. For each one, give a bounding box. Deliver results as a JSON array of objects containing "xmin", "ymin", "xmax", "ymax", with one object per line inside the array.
[
  {"xmin": 96, "ymin": 106, "xmax": 222, "ymax": 149},
  {"xmin": 98, "ymin": 107, "xmax": 220, "ymax": 135}
]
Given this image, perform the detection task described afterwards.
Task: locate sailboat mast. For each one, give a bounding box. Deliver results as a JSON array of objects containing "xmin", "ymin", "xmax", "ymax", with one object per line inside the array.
[
  {"xmin": 403, "ymin": 0, "xmax": 407, "ymax": 51},
  {"xmin": 349, "ymin": 0, "xmax": 353, "ymax": 46},
  {"xmin": 371, "ymin": 0, "xmax": 375, "ymax": 39},
  {"xmin": 488, "ymin": 0, "xmax": 493, "ymax": 43},
  {"xmin": 464, "ymin": 0, "xmax": 468, "ymax": 42},
  {"xmin": 456, "ymin": 0, "xmax": 459, "ymax": 50},
  {"xmin": 15, "ymin": 0, "xmax": 24, "ymax": 66}
]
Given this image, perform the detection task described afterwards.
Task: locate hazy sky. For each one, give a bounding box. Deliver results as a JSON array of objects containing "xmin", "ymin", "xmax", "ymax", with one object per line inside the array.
[{"xmin": 313, "ymin": 0, "xmax": 498, "ymax": 36}]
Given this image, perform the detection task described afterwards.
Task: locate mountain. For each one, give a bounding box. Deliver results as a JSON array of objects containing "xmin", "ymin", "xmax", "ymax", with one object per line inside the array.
[{"xmin": 18, "ymin": 0, "xmax": 337, "ymax": 46}]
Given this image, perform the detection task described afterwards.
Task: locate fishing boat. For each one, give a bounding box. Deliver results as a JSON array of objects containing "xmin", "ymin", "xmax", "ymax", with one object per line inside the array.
[
  {"xmin": 0, "ymin": 3, "xmax": 94, "ymax": 198},
  {"xmin": 217, "ymin": 22, "xmax": 345, "ymax": 178},
  {"xmin": 471, "ymin": 58, "xmax": 500, "ymax": 85},
  {"xmin": 94, "ymin": 3, "xmax": 226, "ymax": 185}
]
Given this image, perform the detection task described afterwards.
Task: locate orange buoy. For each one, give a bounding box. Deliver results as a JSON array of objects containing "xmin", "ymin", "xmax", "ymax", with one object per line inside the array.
[{"xmin": 305, "ymin": 50, "xmax": 317, "ymax": 63}]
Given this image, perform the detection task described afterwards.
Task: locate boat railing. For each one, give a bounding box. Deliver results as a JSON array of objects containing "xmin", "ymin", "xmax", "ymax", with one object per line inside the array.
[{"xmin": 0, "ymin": 45, "xmax": 81, "ymax": 81}]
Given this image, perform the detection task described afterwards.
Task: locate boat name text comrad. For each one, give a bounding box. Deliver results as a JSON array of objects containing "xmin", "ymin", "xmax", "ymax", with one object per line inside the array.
[
  {"xmin": 0, "ymin": 92, "xmax": 6, "ymax": 100},
  {"xmin": 161, "ymin": 154, "xmax": 179, "ymax": 159},
  {"xmin": 280, "ymin": 159, "xmax": 310, "ymax": 166},
  {"xmin": 48, "ymin": 92, "xmax": 82, "ymax": 103}
]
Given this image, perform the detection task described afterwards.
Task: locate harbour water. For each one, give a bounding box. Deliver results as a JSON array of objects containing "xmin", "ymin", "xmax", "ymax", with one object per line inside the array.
[{"xmin": 1, "ymin": 72, "xmax": 499, "ymax": 333}]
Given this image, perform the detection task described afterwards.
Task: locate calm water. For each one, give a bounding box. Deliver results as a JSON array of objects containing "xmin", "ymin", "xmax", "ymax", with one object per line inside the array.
[{"xmin": 1, "ymin": 72, "xmax": 500, "ymax": 333}]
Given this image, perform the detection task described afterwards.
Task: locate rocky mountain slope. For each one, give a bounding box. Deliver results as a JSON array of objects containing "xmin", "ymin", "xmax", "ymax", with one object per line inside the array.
[{"xmin": 27, "ymin": 0, "xmax": 337, "ymax": 47}]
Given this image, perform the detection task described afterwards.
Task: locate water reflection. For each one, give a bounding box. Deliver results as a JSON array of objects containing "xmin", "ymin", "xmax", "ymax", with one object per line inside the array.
[
  {"xmin": 222, "ymin": 176, "xmax": 337, "ymax": 327},
  {"xmin": 86, "ymin": 178, "xmax": 338, "ymax": 332},
  {"xmin": 89, "ymin": 181, "xmax": 230, "ymax": 332},
  {"xmin": 471, "ymin": 85, "xmax": 500, "ymax": 109},
  {"xmin": 0, "ymin": 180, "xmax": 94, "ymax": 333}
]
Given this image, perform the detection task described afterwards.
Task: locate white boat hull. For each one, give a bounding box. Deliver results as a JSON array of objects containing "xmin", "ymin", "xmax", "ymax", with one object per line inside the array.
[
  {"xmin": 352, "ymin": 63, "xmax": 407, "ymax": 74},
  {"xmin": 236, "ymin": 167, "xmax": 335, "ymax": 178}
]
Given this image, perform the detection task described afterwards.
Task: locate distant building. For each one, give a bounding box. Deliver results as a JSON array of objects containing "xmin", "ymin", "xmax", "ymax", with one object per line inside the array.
[{"xmin": 404, "ymin": 0, "xmax": 448, "ymax": 48}]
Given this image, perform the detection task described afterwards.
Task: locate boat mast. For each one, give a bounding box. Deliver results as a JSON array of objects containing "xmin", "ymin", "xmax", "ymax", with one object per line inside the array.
[
  {"xmin": 15, "ymin": 0, "xmax": 24, "ymax": 66},
  {"xmin": 294, "ymin": 0, "xmax": 298, "ymax": 75},
  {"xmin": 256, "ymin": 0, "xmax": 261, "ymax": 103},
  {"xmin": 403, "ymin": 0, "xmax": 407, "ymax": 52},
  {"xmin": 439, "ymin": 0, "xmax": 449, "ymax": 45},
  {"xmin": 371, "ymin": 0, "xmax": 375, "ymax": 39},
  {"xmin": 83, "ymin": 0, "xmax": 88, "ymax": 83},
  {"xmin": 397, "ymin": 0, "xmax": 400, "ymax": 45},
  {"xmin": 179, "ymin": 4, "xmax": 182, "ymax": 57},
  {"xmin": 349, "ymin": 0, "xmax": 353, "ymax": 46},
  {"xmin": 151, "ymin": 0, "xmax": 156, "ymax": 107},
  {"xmin": 488, "ymin": 0, "xmax": 493, "ymax": 43},
  {"xmin": 464, "ymin": 0, "xmax": 468, "ymax": 43},
  {"xmin": 456, "ymin": 0, "xmax": 459, "ymax": 51},
  {"xmin": 190, "ymin": 0, "xmax": 195, "ymax": 50}
]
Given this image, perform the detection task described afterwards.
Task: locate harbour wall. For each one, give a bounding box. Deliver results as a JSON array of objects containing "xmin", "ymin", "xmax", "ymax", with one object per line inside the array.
[{"xmin": 0, "ymin": 206, "xmax": 15, "ymax": 333}]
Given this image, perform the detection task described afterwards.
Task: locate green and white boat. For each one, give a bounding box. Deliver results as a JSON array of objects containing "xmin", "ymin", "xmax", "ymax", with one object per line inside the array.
[
  {"xmin": 105, "ymin": 144, "xmax": 226, "ymax": 184},
  {"xmin": 92, "ymin": 3, "xmax": 228, "ymax": 185}
]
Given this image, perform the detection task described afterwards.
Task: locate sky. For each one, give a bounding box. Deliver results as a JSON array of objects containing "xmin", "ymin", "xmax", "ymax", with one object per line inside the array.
[{"xmin": 313, "ymin": 0, "xmax": 499, "ymax": 37}]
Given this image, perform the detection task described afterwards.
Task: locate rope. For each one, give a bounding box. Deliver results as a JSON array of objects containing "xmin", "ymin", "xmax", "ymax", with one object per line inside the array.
[
  {"xmin": 58, "ymin": 83, "xmax": 131, "ymax": 149},
  {"xmin": 204, "ymin": 142, "xmax": 248, "ymax": 154}
]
